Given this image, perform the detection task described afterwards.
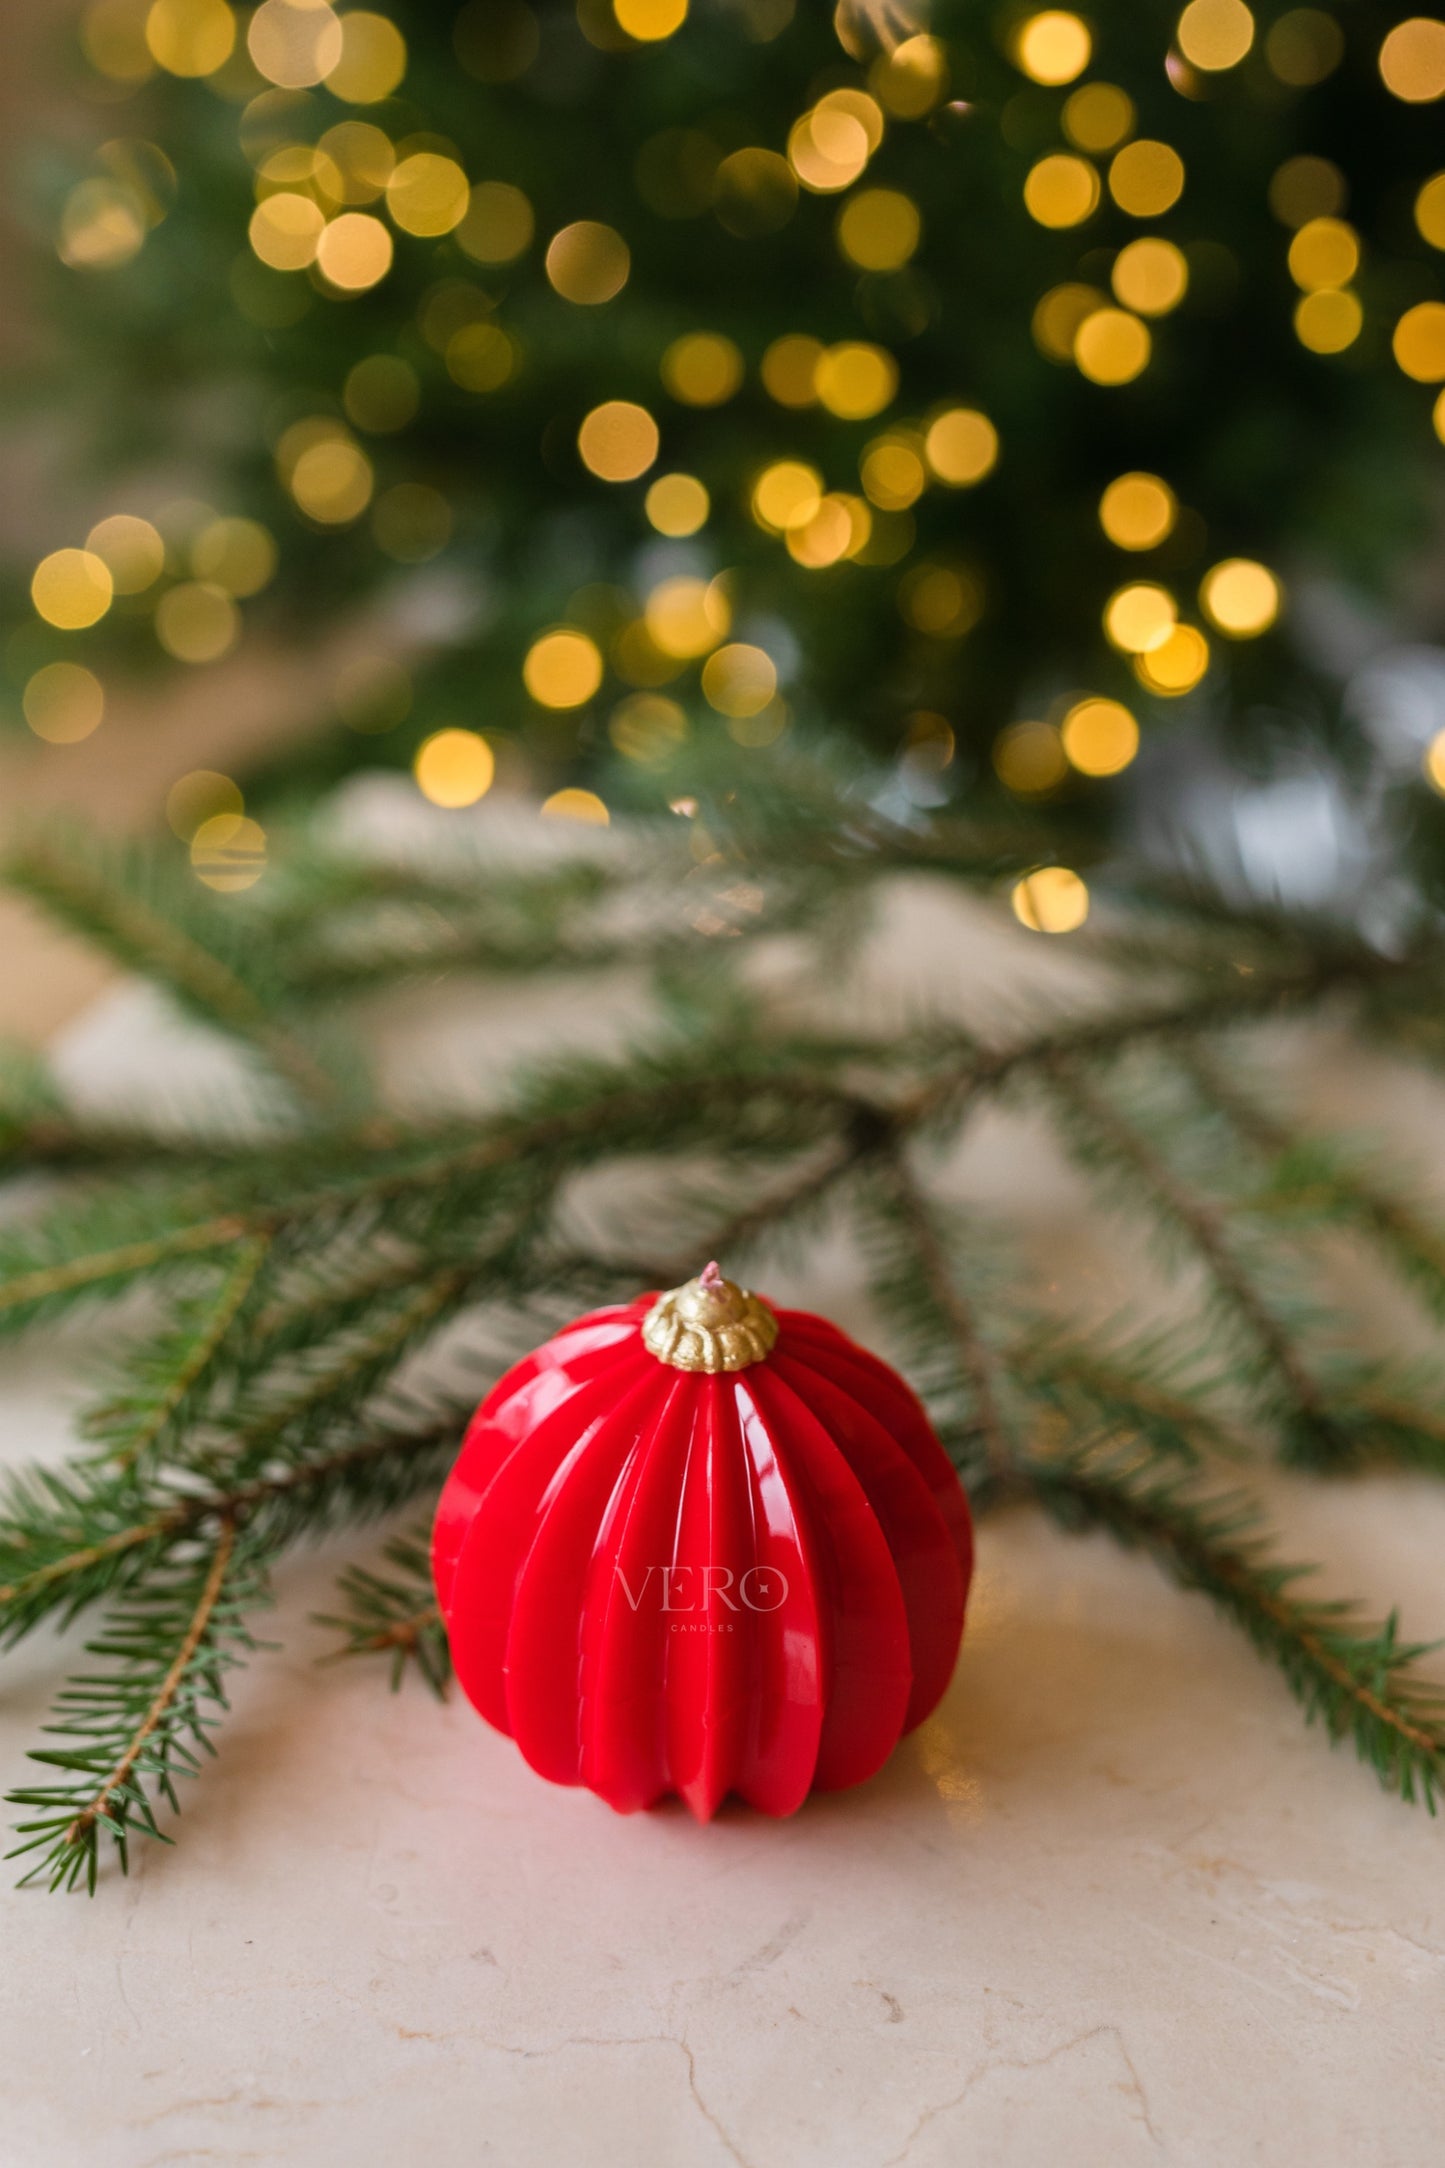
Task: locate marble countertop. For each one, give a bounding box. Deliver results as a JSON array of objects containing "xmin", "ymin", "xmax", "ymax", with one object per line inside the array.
[{"xmin": 3, "ymin": 821, "xmax": 1443, "ymax": 2167}]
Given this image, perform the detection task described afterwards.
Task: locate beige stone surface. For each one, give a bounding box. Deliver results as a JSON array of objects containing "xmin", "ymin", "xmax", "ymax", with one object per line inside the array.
[{"xmin": 1, "ymin": 838, "xmax": 1443, "ymax": 2167}]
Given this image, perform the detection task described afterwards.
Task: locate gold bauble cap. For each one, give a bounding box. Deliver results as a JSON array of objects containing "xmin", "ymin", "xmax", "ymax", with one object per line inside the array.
[{"xmin": 641, "ymin": 1262, "xmax": 779, "ymax": 1374}]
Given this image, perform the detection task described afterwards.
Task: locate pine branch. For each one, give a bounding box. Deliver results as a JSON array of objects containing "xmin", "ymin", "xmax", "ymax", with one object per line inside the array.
[
  {"xmin": 7, "ymin": 1521, "xmax": 260, "ymax": 1892},
  {"xmin": 1046, "ymin": 1058, "xmax": 1351, "ymax": 1463},
  {"xmin": 4, "ymin": 838, "xmax": 343, "ymax": 1112},
  {"xmin": 316, "ymin": 1531, "xmax": 449, "ymax": 1698},
  {"xmin": 1023, "ymin": 1444, "xmax": 1445, "ymax": 1809}
]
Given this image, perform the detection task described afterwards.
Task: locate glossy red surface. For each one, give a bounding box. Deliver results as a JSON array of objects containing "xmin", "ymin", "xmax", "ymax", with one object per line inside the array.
[{"xmin": 432, "ymin": 1297, "xmax": 973, "ymax": 1820}]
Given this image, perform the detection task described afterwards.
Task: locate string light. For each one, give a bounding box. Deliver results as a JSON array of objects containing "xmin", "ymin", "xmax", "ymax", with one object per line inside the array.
[
  {"xmin": 155, "ymin": 581, "xmax": 239, "ymax": 662},
  {"xmin": 1269, "ymin": 155, "xmax": 1345, "ymax": 227},
  {"xmin": 86, "ymin": 514, "xmax": 165, "ymax": 592},
  {"xmin": 752, "ymin": 461, "xmax": 823, "ymax": 531},
  {"xmin": 761, "ymin": 335, "xmax": 825, "ymax": 406},
  {"xmin": 545, "ymin": 221, "xmax": 630, "ymax": 302},
  {"xmin": 458, "ymin": 182, "xmax": 534, "ymax": 265},
  {"xmin": 609, "ymin": 692, "xmax": 688, "ymax": 763},
  {"xmin": 1105, "ymin": 582, "xmax": 1177, "ymax": 653},
  {"xmin": 713, "ymin": 148, "xmax": 797, "ymax": 236},
  {"xmin": 23, "ymin": 662, "xmax": 105, "ymax": 744},
  {"xmin": 1109, "ymin": 141, "xmax": 1186, "ymax": 217},
  {"xmin": 1266, "ymin": 8, "xmax": 1343, "ymax": 83},
  {"xmin": 446, "ymin": 323, "xmax": 516, "ymax": 392},
  {"xmin": 837, "ymin": 188, "xmax": 920, "ymax": 270},
  {"xmin": 1295, "ymin": 289, "xmax": 1362, "ymax": 353},
  {"xmin": 1014, "ymin": 12, "xmax": 1092, "ymax": 84},
  {"xmin": 644, "ymin": 473, "xmax": 710, "ymax": 535},
  {"xmin": 541, "ymin": 788, "xmax": 611, "ymax": 824},
  {"xmin": 1378, "ymin": 16, "xmax": 1445, "ymax": 101},
  {"xmin": 1287, "ymin": 218, "xmax": 1359, "ymax": 290},
  {"xmin": 191, "ymin": 516, "xmax": 277, "ymax": 595},
  {"xmin": 661, "ymin": 333, "xmax": 743, "ymax": 405},
  {"xmin": 1033, "ymin": 284, "xmax": 1107, "ymax": 362},
  {"xmin": 31, "ymin": 548, "xmax": 113, "ymax": 630},
  {"xmin": 1134, "ymin": 623, "xmax": 1209, "ymax": 693},
  {"xmin": 248, "ymin": 0, "xmax": 342, "ymax": 88},
  {"xmin": 523, "ymin": 629, "xmax": 605, "ymax": 706},
  {"xmin": 166, "ymin": 770, "xmax": 243, "ymax": 839},
  {"xmin": 1061, "ymin": 696, "xmax": 1139, "ymax": 775},
  {"xmin": 923, "ymin": 409, "xmax": 998, "ymax": 486},
  {"xmin": 1011, "ymin": 866, "xmax": 1089, "ymax": 932},
  {"xmin": 898, "ymin": 562, "xmax": 982, "ymax": 636},
  {"xmin": 414, "ymin": 728, "xmax": 495, "ymax": 807},
  {"xmin": 59, "ymin": 181, "xmax": 147, "ymax": 271},
  {"xmin": 191, "ymin": 813, "xmax": 266, "ymax": 892},
  {"xmin": 1424, "ymin": 727, "xmax": 1445, "ymax": 793},
  {"xmin": 324, "ymin": 10, "xmax": 406, "ymax": 101},
  {"xmin": 1111, "ymin": 237, "xmax": 1188, "ymax": 315},
  {"xmin": 644, "ymin": 575, "xmax": 731, "ymax": 656},
  {"xmin": 1024, "ymin": 154, "xmax": 1100, "ymax": 230},
  {"xmin": 994, "ymin": 720, "xmax": 1067, "ymax": 793},
  {"xmin": 868, "ymin": 34, "xmax": 948, "ymax": 117},
  {"xmin": 1176, "ymin": 0, "xmax": 1255, "ymax": 71},
  {"xmin": 1100, "ymin": 473, "xmax": 1177, "ymax": 550},
  {"xmin": 701, "ymin": 643, "xmax": 777, "ymax": 717},
  {"xmin": 387, "ymin": 154, "xmax": 470, "ymax": 237},
  {"xmin": 317, "ymin": 123, "xmax": 396, "ymax": 204},
  {"xmin": 860, "ymin": 436, "xmax": 927, "ymax": 508},
  {"xmin": 1393, "ymin": 301, "xmax": 1445, "ymax": 381},
  {"xmin": 1074, "ymin": 308, "xmax": 1151, "ymax": 385},
  {"xmin": 577, "ymin": 400, "xmax": 660, "ymax": 481},
  {"xmin": 1199, "ymin": 558, "xmax": 1281, "ymax": 635},
  {"xmin": 372, "ymin": 483, "xmax": 452, "ymax": 562},
  {"xmin": 1064, "ymin": 83, "xmax": 1135, "ymax": 151},
  {"xmin": 814, "ymin": 341, "xmax": 897, "ymax": 419},
  {"xmin": 315, "ymin": 212, "xmax": 393, "ymax": 291},
  {"xmin": 249, "ymin": 192, "xmax": 325, "ymax": 270},
  {"xmin": 614, "ymin": 0, "xmax": 688, "ymax": 41},
  {"xmin": 146, "ymin": 0, "xmax": 235, "ymax": 77}
]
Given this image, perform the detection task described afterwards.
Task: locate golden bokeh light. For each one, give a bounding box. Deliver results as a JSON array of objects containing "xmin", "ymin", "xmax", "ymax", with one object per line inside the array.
[
  {"xmin": 661, "ymin": 332, "xmax": 744, "ymax": 406},
  {"xmin": 23, "ymin": 662, "xmax": 105, "ymax": 744},
  {"xmin": 815, "ymin": 341, "xmax": 898, "ymax": 419},
  {"xmin": 541, "ymin": 788, "xmax": 611, "ymax": 825},
  {"xmin": 994, "ymin": 720, "xmax": 1068, "ymax": 794},
  {"xmin": 1074, "ymin": 307, "xmax": 1151, "ymax": 384},
  {"xmin": 314, "ymin": 122, "xmax": 397, "ymax": 204},
  {"xmin": 785, "ymin": 493, "xmax": 866, "ymax": 568},
  {"xmin": 414, "ymin": 728, "xmax": 495, "ymax": 808},
  {"xmin": 615, "ymin": 0, "xmax": 688, "ymax": 39},
  {"xmin": 1269, "ymin": 154, "xmax": 1345, "ymax": 227},
  {"xmin": 701, "ymin": 642, "xmax": 778, "ymax": 717},
  {"xmin": 59, "ymin": 180, "xmax": 147, "ymax": 271},
  {"xmin": 752, "ymin": 460, "xmax": 824, "ymax": 531},
  {"xmin": 145, "ymin": 0, "xmax": 236, "ymax": 77},
  {"xmin": 192, "ymin": 516, "xmax": 277, "ymax": 595},
  {"xmin": 1099, "ymin": 472, "xmax": 1177, "ymax": 550},
  {"xmin": 445, "ymin": 323, "xmax": 516, "ymax": 392},
  {"xmin": 644, "ymin": 472, "xmax": 710, "ymax": 535},
  {"xmin": 1024, "ymin": 153, "xmax": 1100, "ymax": 229},
  {"xmin": 1424, "ymin": 727, "xmax": 1445, "ymax": 793},
  {"xmin": 247, "ymin": 0, "xmax": 342, "ymax": 88},
  {"xmin": 837, "ymin": 188, "xmax": 920, "ymax": 271},
  {"xmin": 1061, "ymin": 695, "xmax": 1139, "ymax": 776},
  {"xmin": 373, "ymin": 483, "xmax": 452, "ymax": 562},
  {"xmin": 1199, "ymin": 557, "xmax": 1281, "ymax": 635},
  {"xmin": 86, "ymin": 513, "xmax": 165, "ymax": 592},
  {"xmin": 609, "ymin": 692, "xmax": 688, "ymax": 764},
  {"xmin": 1109, "ymin": 140, "xmax": 1186, "ymax": 217},
  {"xmin": 924, "ymin": 408, "xmax": 999, "ymax": 486},
  {"xmin": 1134, "ymin": 623, "xmax": 1210, "ymax": 693},
  {"xmin": 1112, "ymin": 236, "xmax": 1188, "ymax": 315},
  {"xmin": 1393, "ymin": 301, "xmax": 1445, "ymax": 381},
  {"xmin": 1379, "ymin": 16, "xmax": 1445, "ymax": 101},
  {"xmin": 285, "ymin": 431, "xmax": 374, "ymax": 523},
  {"xmin": 324, "ymin": 9, "xmax": 406, "ymax": 101},
  {"xmin": 727, "ymin": 703, "xmax": 789, "ymax": 749},
  {"xmin": 869, "ymin": 34, "xmax": 949, "ymax": 117},
  {"xmin": 32, "ymin": 548, "xmax": 113, "ymax": 630},
  {"xmin": 84, "ymin": 0, "xmax": 157, "ymax": 84},
  {"xmin": 1012, "ymin": 866, "xmax": 1089, "ymax": 933},
  {"xmin": 898, "ymin": 562, "xmax": 982, "ymax": 637},
  {"xmin": 545, "ymin": 220, "xmax": 630, "ymax": 303},
  {"xmin": 578, "ymin": 400, "xmax": 660, "ymax": 481},
  {"xmin": 166, "ymin": 769, "xmax": 242, "ymax": 839},
  {"xmin": 713, "ymin": 148, "xmax": 797, "ymax": 236},
  {"xmin": 789, "ymin": 109, "xmax": 870, "ymax": 194},
  {"xmin": 523, "ymin": 628, "xmax": 605, "ymax": 706},
  {"xmin": 1015, "ymin": 11, "xmax": 1092, "ymax": 84},
  {"xmin": 1287, "ymin": 216, "xmax": 1359, "ymax": 290},
  {"xmin": 192, "ymin": 813, "xmax": 266, "ymax": 892},
  {"xmin": 1417, "ymin": 174, "xmax": 1445, "ymax": 249},
  {"xmin": 316, "ymin": 212, "xmax": 394, "ymax": 290},
  {"xmin": 861, "ymin": 436, "xmax": 927, "ymax": 509},
  {"xmin": 645, "ymin": 575, "xmax": 731, "ymax": 657},
  {"xmin": 1105, "ymin": 581, "xmax": 1177, "ymax": 653},
  {"xmin": 248, "ymin": 191, "xmax": 325, "ymax": 270},
  {"xmin": 761, "ymin": 334, "xmax": 825, "ymax": 407},
  {"xmin": 1064, "ymin": 82, "xmax": 1135, "ymax": 151},
  {"xmin": 155, "ymin": 581, "xmax": 239, "ymax": 663},
  {"xmin": 1177, "ymin": 0, "xmax": 1255, "ymax": 70},
  {"xmin": 1033, "ymin": 282, "xmax": 1108, "ymax": 361},
  {"xmin": 1295, "ymin": 288, "xmax": 1363, "ymax": 352},
  {"xmin": 458, "ymin": 182, "xmax": 534, "ymax": 265},
  {"xmin": 1267, "ymin": 7, "xmax": 1344, "ymax": 84},
  {"xmin": 387, "ymin": 153, "xmax": 470, "ymax": 237}
]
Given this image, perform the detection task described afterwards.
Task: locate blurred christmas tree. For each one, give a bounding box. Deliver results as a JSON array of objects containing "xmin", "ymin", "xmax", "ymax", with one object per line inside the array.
[{"xmin": 8, "ymin": 0, "xmax": 1445, "ymax": 854}]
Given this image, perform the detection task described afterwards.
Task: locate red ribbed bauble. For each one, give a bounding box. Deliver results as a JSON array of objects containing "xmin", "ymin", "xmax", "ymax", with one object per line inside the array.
[{"xmin": 432, "ymin": 1264, "xmax": 973, "ymax": 1820}]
